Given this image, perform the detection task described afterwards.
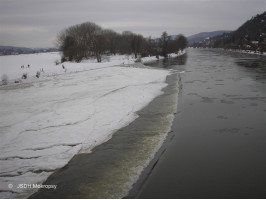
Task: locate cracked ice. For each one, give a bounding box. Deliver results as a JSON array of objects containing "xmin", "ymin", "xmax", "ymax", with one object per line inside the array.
[{"xmin": 0, "ymin": 55, "xmax": 169, "ymax": 198}]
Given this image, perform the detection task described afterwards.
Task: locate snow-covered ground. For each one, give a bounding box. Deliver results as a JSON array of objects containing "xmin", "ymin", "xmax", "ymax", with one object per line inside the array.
[
  {"xmin": 0, "ymin": 53, "xmax": 172, "ymax": 198},
  {"xmin": 225, "ymin": 48, "xmax": 266, "ymax": 56},
  {"xmin": 0, "ymin": 52, "xmax": 138, "ymax": 85},
  {"xmin": 140, "ymin": 50, "xmax": 186, "ymax": 63},
  {"xmin": 189, "ymin": 47, "xmax": 266, "ymax": 56},
  {"xmin": 0, "ymin": 51, "xmax": 186, "ymax": 85}
]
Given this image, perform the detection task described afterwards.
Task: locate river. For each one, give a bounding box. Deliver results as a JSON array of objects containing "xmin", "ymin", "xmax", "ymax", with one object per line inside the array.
[
  {"xmin": 128, "ymin": 48, "xmax": 266, "ymax": 198},
  {"xmin": 30, "ymin": 48, "xmax": 266, "ymax": 198}
]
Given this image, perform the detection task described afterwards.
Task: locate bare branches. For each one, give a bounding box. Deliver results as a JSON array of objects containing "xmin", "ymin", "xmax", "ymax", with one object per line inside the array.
[{"xmin": 57, "ymin": 22, "xmax": 188, "ymax": 63}]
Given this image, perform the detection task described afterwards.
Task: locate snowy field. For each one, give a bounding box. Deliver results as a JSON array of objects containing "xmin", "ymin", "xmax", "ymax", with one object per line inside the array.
[
  {"xmin": 0, "ymin": 53, "xmax": 172, "ymax": 198},
  {"xmin": 0, "ymin": 52, "xmax": 137, "ymax": 85},
  {"xmin": 0, "ymin": 51, "xmax": 185, "ymax": 85}
]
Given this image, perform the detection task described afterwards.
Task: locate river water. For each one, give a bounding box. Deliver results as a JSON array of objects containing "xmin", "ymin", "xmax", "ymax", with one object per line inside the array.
[
  {"xmin": 129, "ymin": 48, "xmax": 266, "ymax": 198},
  {"xmin": 31, "ymin": 48, "xmax": 266, "ymax": 198}
]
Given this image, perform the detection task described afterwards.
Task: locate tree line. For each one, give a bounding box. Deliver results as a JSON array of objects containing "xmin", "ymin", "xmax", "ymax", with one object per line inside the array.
[{"xmin": 57, "ymin": 21, "xmax": 188, "ymax": 63}]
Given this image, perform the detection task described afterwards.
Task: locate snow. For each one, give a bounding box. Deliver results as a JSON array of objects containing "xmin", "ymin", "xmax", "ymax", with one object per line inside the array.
[
  {"xmin": 140, "ymin": 50, "xmax": 186, "ymax": 63},
  {"xmin": 167, "ymin": 50, "xmax": 186, "ymax": 57},
  {"xmin": 0, "ymin": 53, "xmax": 137, "ymax": 84},
  {"xmin": 225, "ymin": 48, "xmax": 266, "ymax": 56},
  {"xmin": 189, "ymin": 47, "xmax": 266, "ymax": 56},
  {"xmin": 140, "ymin": 55, "xmax": 164, "ymax": 63},
  {"xmin": 0, "ymin": 53, "xmax": 171, "ymax": 198}
]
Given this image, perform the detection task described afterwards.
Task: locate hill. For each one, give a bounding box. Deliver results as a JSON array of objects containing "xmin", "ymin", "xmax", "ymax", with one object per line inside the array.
[
  {"xmin": 187, "ymin": 30, "xmax": 232, "ymax": 43},
  {"xmin": 0, "ymin": 46, "xmax": 58, "ymax": 55},
  {"xmin": 191, "ymin": 11, "xmax": 266, "ymax": 53}
]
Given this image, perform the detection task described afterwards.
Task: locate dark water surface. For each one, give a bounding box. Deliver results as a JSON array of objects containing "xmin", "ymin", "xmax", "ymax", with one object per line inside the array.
[{"xmin": 129, "ymin": 49, "xmax": 266, "ymax": 198}]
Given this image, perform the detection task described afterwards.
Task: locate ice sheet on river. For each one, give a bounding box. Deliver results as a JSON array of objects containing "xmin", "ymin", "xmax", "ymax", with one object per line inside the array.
[{"xmin": 0, "ymin": 64, "xmax": 169, "ymax": 198}]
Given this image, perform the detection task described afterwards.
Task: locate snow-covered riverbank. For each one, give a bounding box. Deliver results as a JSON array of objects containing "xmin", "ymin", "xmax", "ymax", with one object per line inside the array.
[
  {"xmin": 0, "ymin": 53, "xmax": 136, "ymax": 85},
  {"xmin": 0, "ymin": 53, "xmax": 172, "ymax": 198},
  {"xmin": 225, "ymin": 48, "xmax": 266, "ymax": 56},
  {"xmin": 140, "ymin": 50, "xmax": 186, "ymax": 63},
  {"xmin": 0, "ymin": 51, "xmax": 186, "ymax": 86},
  {"xmin": 189, "ymin": 47, "xmax": 266, "ymax": 56}
]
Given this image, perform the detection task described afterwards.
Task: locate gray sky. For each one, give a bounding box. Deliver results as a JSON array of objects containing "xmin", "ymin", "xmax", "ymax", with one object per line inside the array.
[{"xmin": 0, "ymin": 0, "xmax": 265, "ymax": 48}]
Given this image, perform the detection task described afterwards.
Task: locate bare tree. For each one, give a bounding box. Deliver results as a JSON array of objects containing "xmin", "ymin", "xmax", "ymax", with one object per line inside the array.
[
  {"xmin": 93, "ymin": 31, "xmax": 109, "ymax": 62},
  {"xmin": 176, "ymin": 34, "xmax": 188, "ymax": 51},
  {"xmin": 160, "ymin": 31, "xmax": 169, "ymax": 57},
  {"xmin": 56, "ymin": 21, "xmax": 186, "ymax": 63},
  {"xmin": 131, "ymin": 34, "xmax": 147, "ymax": 58},
  {"xmin": 56, "ymin": 22, "xmax": 103, "ymax": 62}
]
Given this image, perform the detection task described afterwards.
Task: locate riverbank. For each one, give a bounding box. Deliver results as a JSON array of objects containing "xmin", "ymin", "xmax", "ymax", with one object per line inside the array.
[
  {"xmin": 29, "ymin": 69, "xmax": 180, "ymax": 198},
  {"xmin": 0, "ymin": 51, "xmax": 188, "ymax": 198},
  {"xmin": 189, "ymin": 47, "xmax": 266, "ymax": 56},
  {"xmin": 0, "ymin": 61, "xmax": 171, "ymax": 198},
  {"xmin": 0, "ymin": 51, "xmax": 186, "ymax": 86},
  {"xmin": 28, "ymin": 54, "xmax": 187, "ymax": 198}
]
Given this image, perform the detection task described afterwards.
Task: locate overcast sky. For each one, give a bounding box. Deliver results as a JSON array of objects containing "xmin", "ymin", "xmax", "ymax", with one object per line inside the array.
[{"xmin": 0, "ymin": 0, "xmax": 265, "ymax": 48}]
